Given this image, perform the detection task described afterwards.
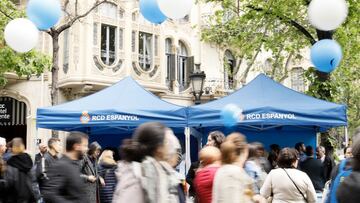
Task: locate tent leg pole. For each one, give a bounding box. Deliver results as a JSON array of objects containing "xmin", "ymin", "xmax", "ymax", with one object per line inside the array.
[
  {"xmin": 198, "ymin": 136, "xmax": 202, "ymax": 152},
  {"xmin": 345, "ymin": 126, "xmax": 349, "ymax": 147},
  {"xmin": 185, "ymin": 127, "xmax": 191, "ymax": 175}
]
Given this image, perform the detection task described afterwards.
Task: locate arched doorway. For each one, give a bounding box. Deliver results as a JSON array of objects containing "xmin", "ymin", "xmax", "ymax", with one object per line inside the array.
[{"xmin": 0, "ymin": 97, "xmax": 27, "ymax": 147}]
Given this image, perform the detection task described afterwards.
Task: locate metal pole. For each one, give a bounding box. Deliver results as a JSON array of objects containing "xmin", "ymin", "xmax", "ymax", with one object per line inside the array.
[
  {"xmin": 345, "ymin": 126, "xmax": 349, "ymax": 147},
  {"xmin": 185, "ymin": 127, "xmax": 191, "ymax": 174}
]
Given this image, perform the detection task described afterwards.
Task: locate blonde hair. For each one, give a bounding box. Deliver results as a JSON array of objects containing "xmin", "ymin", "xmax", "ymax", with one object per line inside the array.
[
  {"xmin": 199, "ymin": 146, "xmax": 221, "ymax": 167},
  {"xmin": 220, "ymin": 133, "xmax": 247, "ymax": 164},
  {"xmin": 12, "ymin": 138, "xmax": 25, "ymax": 154},
  {"xmin": 98, "ymin": 150, "xmax": 116, "ymax": 165}
]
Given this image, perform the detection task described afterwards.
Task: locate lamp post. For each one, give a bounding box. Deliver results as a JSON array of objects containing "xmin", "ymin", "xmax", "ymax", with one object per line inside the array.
[{"xmin": 190, "ymin": 63, "xmax": 206, "ymax": 105}]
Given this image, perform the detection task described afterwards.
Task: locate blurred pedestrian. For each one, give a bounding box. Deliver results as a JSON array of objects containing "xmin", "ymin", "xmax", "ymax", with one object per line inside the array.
[
  {"xmin": 98, "ymin": 150, "xmax": 117, "ymax": 203},
  {"xmin": 336, "ymin": 127, "xmax": 360, "ymax": 203},
  {"xmin": 3, "ymin": 140, "xmax": 13, "ymax": 162},
  {"xmin": 187, "ymin": 131, "xmax": 225, "ymax": 199},
  {"xmin": 80, "ymin": 141, "xmax": 103, "ymax": 203},
  {"xmin": 194, "ymin": 146, "xmax": 221, "ymax": 203},
  {"xmin": 253, "ymin": 142, "xmax": 271, "ymax": 173},
  {"xmin": 300, "ymin": 146, "xmax": 325, "ymax": 202},
  {"xmin": 163, "ymin": 129, "xmax": 186, "ymax": 203},
  {"xmin": 295, "ymin": 142, "xmax": 307, "ymax": 163},
  {"xmin": 268, "ymin": 144, "xmax": 281, "ymax": 170},
  {"xmin": 0, "ymin": 137, "xmax": 6, "ymax": 156},
  {"xmin": 212, "ymin": 133, "xmax": 265, "ymax": 203},
  {"xmin": 113, "ymin": 122, "xmax": 179, "ymax": 203},
  {"xmin": 260, "ymin": 148, "xmax": 317, "ymax": 203},
  {"xmin": 6, "ymin": 138, "xmax": 40, "ymax": 203},
  {"xmin": 42, "ymin": 131, "xmax": 90, "ymax": 203},
  {"xmin": 35, "ymin": 143, "xmax": 48, "ymax": 165},
  {"xmin": 245, "ymin": 144, "xmax": 267, "ymax": 194},
  {"xmin": 316, "ymin": 146, "xmax": 335, "ymax": 182},
  {"xmin": 36, "ymin": 138, "xmax": 61, "ymax": 191}
]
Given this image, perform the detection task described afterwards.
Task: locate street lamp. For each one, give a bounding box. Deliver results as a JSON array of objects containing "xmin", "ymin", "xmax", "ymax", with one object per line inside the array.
[{"xmin": 190, "ymin": 63, "xmax": 206, "ymax": 105}]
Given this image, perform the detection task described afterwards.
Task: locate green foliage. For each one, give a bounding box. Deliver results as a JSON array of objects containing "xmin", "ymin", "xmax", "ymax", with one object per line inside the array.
[
  {"xmin": 201, "ymin": 0, "xmax": 360, "ymax": 135},
  {"xmin": 0, "ymin": 0, "xmax": 50, "ymax": 86}
]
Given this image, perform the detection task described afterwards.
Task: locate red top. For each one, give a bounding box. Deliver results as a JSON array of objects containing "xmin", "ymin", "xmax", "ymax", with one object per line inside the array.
[{"xmin": 194, "ymin": 166, "xmax": 220, "ymax": 203}]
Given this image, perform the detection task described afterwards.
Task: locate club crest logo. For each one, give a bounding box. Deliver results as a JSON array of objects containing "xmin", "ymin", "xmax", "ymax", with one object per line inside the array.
[{"xmin": 80, "ymin": 111, "xmax": 90, "ymax": 124}]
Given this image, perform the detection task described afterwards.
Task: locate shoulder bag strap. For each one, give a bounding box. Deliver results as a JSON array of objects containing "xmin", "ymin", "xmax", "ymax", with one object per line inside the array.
[{"xmin": 282, "ymin": 168, "xmax": 307, "ymax": 202}]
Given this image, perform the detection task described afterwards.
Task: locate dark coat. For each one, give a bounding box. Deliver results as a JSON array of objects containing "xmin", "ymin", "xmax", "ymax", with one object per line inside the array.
[
  {"xmin": 80, "ymin": 155, "xmax": 99, "ymax": 203},
  {"xmin": 6, "ymin": 153, "xmax": 37, "ymax": 203},
  {"xmin": 323, "ymin": 156, "xmax": 335, "ymax": 181},
  {"xmin": 42, "ymin": 155, "xmax": 89, "ymax": 203},
  {"xmin": 300, "ymin": 156, "xmax": 326, "ymax": 191},
  {"xmin": 98, "ymin": 162, "xmax": 117, "ymax": 203},
  {"xmin": 186, "ymin": 161, "xmax": 200, "ymax": 198},
  {"xmin": 337, "ymin": 171, "xmax": 360, "ymax": 203},
  {"xmin": 35, "ymin": 152, "xmax": 59, "ymax": 190},
  {"xmin": 0, "ymin": 165, "xmax": 19, "ymax": 203},
  {"xmin": 34, "ymin": 153, "xmax": 43, "ymax": 165}
]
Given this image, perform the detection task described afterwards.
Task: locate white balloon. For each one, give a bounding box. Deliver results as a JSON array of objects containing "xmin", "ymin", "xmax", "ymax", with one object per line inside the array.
[
  {"xmin": 4, "ymin": 18, "xmax": 39, "ymax": 53},
  {"xmin": 308, "ymin": 0, "xmax": 348, "ymax": 31},
  {"xmin": 157, "ymin": 0, "xmax": 193, "ymax": 20}
]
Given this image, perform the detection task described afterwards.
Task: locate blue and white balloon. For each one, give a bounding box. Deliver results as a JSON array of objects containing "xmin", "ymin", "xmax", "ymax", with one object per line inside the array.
[
  {"xmin": 310, "ymin": 39, "xmax": 342, "ymax": 73},
  {"xmin": 4, "ymin": 18, "xmax": 39, "ymax": 53},
  {"xmin": 140, "ymin": 0, "xmax": 167, "ymax": 24},
  {"xmin": 157, "ymin": 0, "xmax": 193, "ymax": 20},
  {"xmin": 308, "ymin": 0, "xmax": 348, "ymax": 31},
  {"xmin": 221, "ymin": 104, "xmax": 243, "ymax": 128},
  {"xmin": 27, "ymin": 0, "xmax": 62, "ymax": 30}
]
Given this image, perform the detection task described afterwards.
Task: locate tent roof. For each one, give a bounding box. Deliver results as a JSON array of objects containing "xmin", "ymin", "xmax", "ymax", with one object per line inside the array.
[
  {"xmin": 36, "ymin": 77, "xmax": 187, "ymax": 134},
  {"xmin": 187, "ymin": 74, "xmax": 347, "ymax": 130}
]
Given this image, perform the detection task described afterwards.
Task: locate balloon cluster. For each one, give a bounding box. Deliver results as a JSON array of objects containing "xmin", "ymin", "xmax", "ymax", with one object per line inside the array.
[
  {"xmin": 140, "ymin": 0, "xmax": 193, "ymax": 24},
  {"xmin": 4, "ymin": 0, "xmax": 61, "ymax": 53},
  {"xmin": 308, "ymin": 0, "xmax": 348, "ymax": 73}
]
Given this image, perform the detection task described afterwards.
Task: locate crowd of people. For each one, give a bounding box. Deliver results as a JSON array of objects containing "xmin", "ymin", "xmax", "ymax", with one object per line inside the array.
[{"xmin": 0, "ymin": 122, "xmax": 359, "ymax": 203}]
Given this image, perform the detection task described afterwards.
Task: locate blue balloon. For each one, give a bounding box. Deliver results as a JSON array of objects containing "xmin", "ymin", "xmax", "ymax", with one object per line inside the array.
[
  {"xmin": 140, "ymin": 0, "xmax": 167, "ymax": 24},
  {"xmin": 310, "ymin": 39, "xmax": 342, "ymax": 73},
  {"xmin": 221, "ymin": 104, "xmax": 241, "ymax": 128},
  {"xmin": 27, "ymin": 0, "xmax": 62, "ymax": 30}
]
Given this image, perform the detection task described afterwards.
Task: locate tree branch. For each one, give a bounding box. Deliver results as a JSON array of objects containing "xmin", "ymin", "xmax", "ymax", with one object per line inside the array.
[
  {"xmin": 56, "ymin": 0, "xmax": 107, "ymax": 34},
  {"xmin": 0, "ymin": 8, "xmax": 14, "ymax": 20},
  {"xmin": 247, "ymin": 5, "xmax": 317, "ymax": 45}
]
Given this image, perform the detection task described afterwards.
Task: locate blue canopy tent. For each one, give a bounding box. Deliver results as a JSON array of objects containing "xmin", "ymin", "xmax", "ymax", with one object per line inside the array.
[
  {"xmin": 187, "ymin": 74, "xmax": 347, "ymax": 153},
  {"xmin": 36, "ymin": 77, "xmax": 188, "ymax": 147}
]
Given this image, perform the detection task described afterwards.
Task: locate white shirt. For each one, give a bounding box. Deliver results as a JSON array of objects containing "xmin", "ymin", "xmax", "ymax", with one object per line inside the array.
[
  {"xmin": 320, "ymin": 156, "xmax": 325, "ymax": 163},
  {"xmin": 260, "ymin": 168, "xmax": 317, "ymax": 203}
]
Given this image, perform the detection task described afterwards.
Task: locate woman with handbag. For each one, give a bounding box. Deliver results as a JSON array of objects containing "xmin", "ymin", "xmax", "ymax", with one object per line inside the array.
[{"xmin": 260, "ymin": 148, "xmax": 317, "ymax": 203}]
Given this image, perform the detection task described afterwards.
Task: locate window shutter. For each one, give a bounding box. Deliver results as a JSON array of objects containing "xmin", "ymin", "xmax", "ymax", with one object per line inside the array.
[
  {"xmin": 169, "ymin": 54, "xmax": 176, "ymax": 81},
  {"xmin": 186, "ymin": 56, "xmax": 194, "ymax": 88}
]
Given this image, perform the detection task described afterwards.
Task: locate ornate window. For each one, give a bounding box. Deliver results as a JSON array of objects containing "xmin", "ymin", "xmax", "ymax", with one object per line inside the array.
[
  {"xmin": 177, "ymin": 41, "xmax": 190, "ymax": 91},
  {"xmin": 93, "ymin": 2, "xmax": 125, "ymax": 70},
  {"xmin": 291, "ymin": 67, "xmax": 305, "ymax": 92},
  {"xmin": 224, "ymin": 50, "xmax": 235, "ymax": 89},
  {"xmin": 138, "ymin": 32, "xmax": 153, "ymax": 71},
  {"xmin": 165, "ymin": 38, "xmax": 175, "ymax": 88},
  {"xmin": 101, "ymin": 24, "xmax": 116, "ymax": 65}
]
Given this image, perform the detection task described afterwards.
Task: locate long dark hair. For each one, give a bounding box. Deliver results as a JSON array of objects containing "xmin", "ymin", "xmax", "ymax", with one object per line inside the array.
[{"xmin": 121, "ymin": 122, "xmax": 167, "ymax": 162}]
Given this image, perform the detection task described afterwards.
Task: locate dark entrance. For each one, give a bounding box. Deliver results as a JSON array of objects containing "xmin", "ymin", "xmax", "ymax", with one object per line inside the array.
[{"xmin": 0, "ymin": 97, "xmax": 27, "ymax": 147}]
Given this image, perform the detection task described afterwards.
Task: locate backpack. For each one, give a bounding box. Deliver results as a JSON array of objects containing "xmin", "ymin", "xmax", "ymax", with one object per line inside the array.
[{"xmin": 326, "ymin": 159, "xmax": 352, "ymax": 203}]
